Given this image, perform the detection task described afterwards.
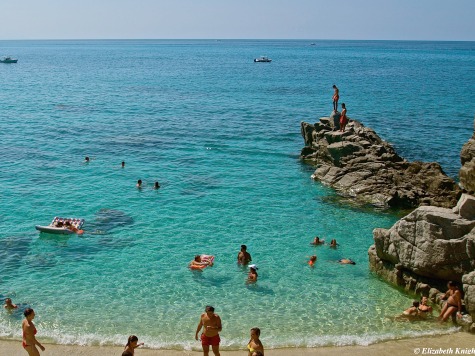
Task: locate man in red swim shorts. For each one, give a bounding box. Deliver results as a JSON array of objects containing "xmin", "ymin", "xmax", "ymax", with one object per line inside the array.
[{"xmin": 195, "ymin": 305, "xmax": 222, "ymax": 356}]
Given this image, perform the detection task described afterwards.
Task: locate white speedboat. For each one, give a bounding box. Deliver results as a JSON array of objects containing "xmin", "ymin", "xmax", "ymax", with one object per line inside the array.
[
  {"xmin": 254, "ymin": 56, "xmax": 272, "ymax": 63},
  {"xmin": 35, "ymin": 217, "xmax": 85, "ymax": 235}
]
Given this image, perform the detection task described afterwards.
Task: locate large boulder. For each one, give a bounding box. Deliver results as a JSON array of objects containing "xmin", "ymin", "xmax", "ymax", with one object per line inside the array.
[
  {"xmin": 371, "ymin": 205, "xmax": 475, "ymax": 281},
  {"xmin": 369, "ymin": 194, "xmax": 475, "ymax": 331},
  {"xmin": 300, "ymin": 116, "xmax": 461, "ymax": 209}
]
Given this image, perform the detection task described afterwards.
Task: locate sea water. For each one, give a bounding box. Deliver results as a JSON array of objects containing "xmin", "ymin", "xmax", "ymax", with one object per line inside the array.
[{"xmin": 0, "ymin": 40, "xmax": 474, "ymax": 350}]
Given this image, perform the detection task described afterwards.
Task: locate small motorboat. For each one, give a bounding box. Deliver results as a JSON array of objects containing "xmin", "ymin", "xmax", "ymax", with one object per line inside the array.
[
  {"xmin": 0, "ymin": 56, "xmax": 18, "ymax": 63},
  {"xmin": 254, "ymin": 56, "xmax": 272, "ymax": 63},
  {"xmin": 35, "ymin": 217, "xmax": 85, "ymax": 235}
]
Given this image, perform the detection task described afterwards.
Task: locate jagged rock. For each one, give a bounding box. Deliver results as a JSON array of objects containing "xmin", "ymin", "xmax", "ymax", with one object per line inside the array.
[
  {"xmin": 460, "ymin": 116, "xmax": 475, "ymax": 193},
  {"xmin": 300, "ymin": 116, "xmax": 461, "ymax": 209},
  {"xmin": 453, "ymin": 194, "xmax": 475, "ymax": 220},
  {"xmin": 463, "ymin": 271, "xmax": 475, "ymax": 316}
]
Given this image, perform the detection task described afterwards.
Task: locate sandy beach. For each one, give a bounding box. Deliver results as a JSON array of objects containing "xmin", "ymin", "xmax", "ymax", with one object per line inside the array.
[{"xmin": 1, "ymin": 332, "xmax": 474, "ymax": 356}]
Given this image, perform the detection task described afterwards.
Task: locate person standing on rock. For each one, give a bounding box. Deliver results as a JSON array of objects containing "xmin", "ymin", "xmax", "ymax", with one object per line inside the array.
[
  {"xmin": 339, "ymin": 103, "xmax": 348, "ymax": 132},
  {"xmin": 332, "ymin": 85, "xmax": 339, "ymax": 112}
]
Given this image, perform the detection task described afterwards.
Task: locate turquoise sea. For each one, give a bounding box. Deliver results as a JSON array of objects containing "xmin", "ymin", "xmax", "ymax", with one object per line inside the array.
[{"xmin": 1, "ymin": 40, "xmax": 474, "ymax": 350}]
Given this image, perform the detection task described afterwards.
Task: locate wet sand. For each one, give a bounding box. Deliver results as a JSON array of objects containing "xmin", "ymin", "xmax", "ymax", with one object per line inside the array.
[{"xmin": 1, "ymin": 332, "xmax": 474, "ymax": 355}]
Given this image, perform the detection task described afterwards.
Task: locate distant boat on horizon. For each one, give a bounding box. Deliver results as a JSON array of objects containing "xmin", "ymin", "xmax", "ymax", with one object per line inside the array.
[
  {"xmin": 254, "ymin": 56, "xmax": 272, "ymax": 63},
  {"xmin": 0, "ymin": 56, "xmax": 18, "ymax": 63}
]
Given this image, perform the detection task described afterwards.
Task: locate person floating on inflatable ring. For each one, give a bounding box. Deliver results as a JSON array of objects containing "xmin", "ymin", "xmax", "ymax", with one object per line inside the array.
[{"xmin": 189, "ymin": 255, "xmax": 213, "ymax": 270}]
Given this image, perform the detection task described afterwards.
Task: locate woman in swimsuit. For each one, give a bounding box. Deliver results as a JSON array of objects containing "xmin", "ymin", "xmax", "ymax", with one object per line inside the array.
[
  {"xmin": 22, "ymin": 308, "xmax": 45, "ymax": 356},
  {"xmin": 122, "ymin": 335, "xmax": 144, "ymax": 356},
  {"xmin": 332, "ymin": 85, "xmax": 339, "ymax": 112},
  {"xmin": 418, "ymin": 296, "xmax": 433, "ymax": 317},
  {"xmin": 438, "ymin": 281, "xmax": 462, "ymax": 322},
  {"xmin": 248, "ymin": 265, "xmax": 258, "ymax": 282},
  {"xmin": 339, "ymin": 103, "xmax": 348, "ymax": 132},
  {"xmin": 247, "ymin": 327, "xmax": 264, "ymax": 356}
]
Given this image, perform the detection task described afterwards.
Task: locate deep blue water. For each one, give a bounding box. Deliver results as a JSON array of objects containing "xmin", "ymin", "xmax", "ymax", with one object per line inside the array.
[{"xmin": 0, "ymin": 40, "xmax": 473, "ymax": 350}]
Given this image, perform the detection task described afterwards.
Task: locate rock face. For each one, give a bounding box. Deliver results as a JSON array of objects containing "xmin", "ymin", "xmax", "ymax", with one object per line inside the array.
[
  {"xmin": 367, "ymin": 119, "xmax": 475, "ymax": 332},
  {"xmin": 301, "ymin": 115, "xmax": 461, "ymax": 209},
  {"xmin": 460, "ymin": 116, "xmax": 475, "ymax": 194},
  {"xmin": 368, "ymin": 194, "xmax": 475, "ymax": 330}
]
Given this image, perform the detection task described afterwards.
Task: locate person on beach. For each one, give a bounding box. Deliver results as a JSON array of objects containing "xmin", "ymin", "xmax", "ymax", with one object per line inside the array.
[
  {"xmin": 154, "ymin": 181, "xmax": 160, "ymax": 189},
  {"xmin": 438, "ymin": 281, "xmax": 462, "ymax": 322},
  {"xmin": 248, "ymin": 265, "xmax": 258, "ymax": 282},
  {"xmin": 122, "ymin": 335, "xmax": 144, "ymax": 356},
  {"xmin": 195, "ymin": 305, "xmax": 222, "ymax": 356},
  {"xmin": 237, "ymin": 245, "xmax": 252, "ymax": 265},
  {"xmin": 308, "ymin": 255, "xmax": 317, "ymax": 267},
  {"xmin": 339, "ymin": 103, "xmax": 348, "ymax": 132},
  {"xmin": 4, "ymin": 298, "xmax": 18, "ymax": 310},
  {"xmin": 136, "ymin": 179, "xmax": 142, "ymax": 188},
  {"xmin": 190, "ymin": 255, "xmax": 213, "ymax": 268},
  {"xmin": 22, "ymin": 308, "xmax": 45, "ymax": 356},
  {"xmin": 311, "ymin": 236, "xmax": 324, "ymax": 245},
  {"xmin": 418, "ymin": 296, "xmax": 433, "ymax": 317},
  {"xmin": 251, "ymin": 352, "xmax": 264, "ymax": 356},
  {"xmin": 247, "ymin": 327, "xmax": 264, "ymax": 356},
  {"xmin": 329, "ymin": 239, "xmax": 338, "ymax": 248},
  {"xmin": 332, "ymin": 85, "xmax": 339, "ymax": 112}
]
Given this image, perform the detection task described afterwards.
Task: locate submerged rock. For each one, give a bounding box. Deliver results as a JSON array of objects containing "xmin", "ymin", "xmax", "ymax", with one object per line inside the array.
[{"xmin": 300, "ymin": 115, "xmax": 461, "ymax": 209}]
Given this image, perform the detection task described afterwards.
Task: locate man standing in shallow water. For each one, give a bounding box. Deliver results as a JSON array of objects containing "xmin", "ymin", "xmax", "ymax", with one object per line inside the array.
[
  {"xmin": 237, "ymin": 245, "xmax": 252, "ymax": 265},
  {"xmin": 195, "ymin": 305, "xmax": 222, "ymax": 356}
]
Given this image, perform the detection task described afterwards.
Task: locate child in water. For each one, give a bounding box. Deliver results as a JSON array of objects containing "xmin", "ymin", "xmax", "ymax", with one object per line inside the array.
[{"xmin": 308, "ymin": 255, "xmax": 317, "ymax": 267}]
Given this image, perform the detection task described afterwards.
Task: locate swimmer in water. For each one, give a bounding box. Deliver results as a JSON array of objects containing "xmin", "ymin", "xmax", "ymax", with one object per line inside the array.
[
  {"xmin": 189, "ymin": 255, "xmax": 212, "ymax": 268},
  {"xmin": 154, "ymin": 181, "xmax": 160, "ymax": 189},
  {"xmin": 248, "ymin": 265, "xmax": 258, "ymax": 282},
  {"xmin": 4, "ymin": 298, "xmax": 18, "ymax": 310},
  {"xmin": 311, "ymin": 236, "xmax": 324, "ymax": 245},
  {"xmin": 308, "ymin": 255, "xmax": 317, "ymax": 267},
  {"xmin": 338, "ymin": 258, "xmax": 355, "ymax": 265},
  {"xmin": 329, "ymin": 239, "xmax": 338, "ymax": 248},
  {"xmin": 84, "ymin": 156, "xmax": 90, "ymax": 163},
  {"xmin": 136, "ymin": 179, "xmax": 142, "ymax": 188}
]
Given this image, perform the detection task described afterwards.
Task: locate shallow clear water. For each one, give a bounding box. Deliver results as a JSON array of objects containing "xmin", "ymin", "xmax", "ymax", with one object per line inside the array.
[{"xmin": 0, "ymin": 40, "xmax": 473, "ymax": 349}]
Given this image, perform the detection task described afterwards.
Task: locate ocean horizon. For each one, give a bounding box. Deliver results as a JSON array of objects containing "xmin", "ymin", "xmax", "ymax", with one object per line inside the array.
[{"xmin": 0, "ymin": 39, "xmax": 473, "ymax": 350}]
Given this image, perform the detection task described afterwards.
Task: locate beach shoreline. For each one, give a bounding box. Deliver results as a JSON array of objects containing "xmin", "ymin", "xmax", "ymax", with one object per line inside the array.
[{"xmin": 1, "ymin": 332, "xmax": 474, "ymax": 355}]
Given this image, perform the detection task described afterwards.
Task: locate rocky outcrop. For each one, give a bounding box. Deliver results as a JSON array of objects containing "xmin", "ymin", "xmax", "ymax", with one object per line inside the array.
[
  {"xmin": 460, "ymin": 116, "xmax": 475, "ymax": 193},
  {"xmin": 369, "ymin": 194, "xmax": 475, "ymax": 330},
  {"xmin": 367, "ymin": 119, "xmax": 475, "ymax": 332},
  {"xmin": 300, "ymin": 114, "xmax": 461, "ymax": 209}
]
